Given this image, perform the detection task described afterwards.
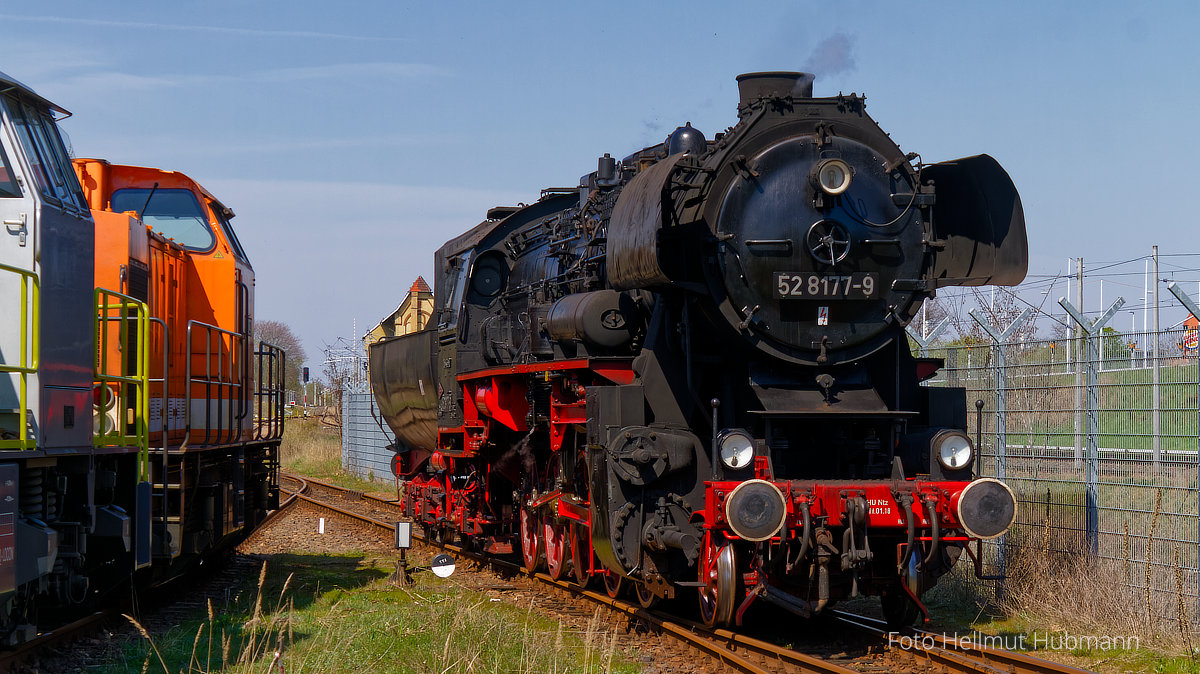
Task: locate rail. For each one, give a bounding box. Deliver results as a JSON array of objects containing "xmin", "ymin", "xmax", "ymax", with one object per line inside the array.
[
  {"xmin": 0, "ymin": 612, "xmax": 109, "ymax": 670},
  {"xmin": 0, "ymin": 261, "xmax": 38, "ymax": 450}
]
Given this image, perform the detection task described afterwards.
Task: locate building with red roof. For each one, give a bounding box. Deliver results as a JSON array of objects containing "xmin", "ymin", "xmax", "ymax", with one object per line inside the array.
[{"xmin": 363, "ymin": 276, "xmax": 434, "ymax": 348}]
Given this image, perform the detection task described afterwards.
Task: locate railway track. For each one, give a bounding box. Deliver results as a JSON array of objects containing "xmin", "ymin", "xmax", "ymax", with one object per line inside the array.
[
  {"xmin": 0, "ymin": 527, "xmax": 277, "ymax": 671},
  {"xmin": 279, "ymin": 472, "xmax": 1096, "ymax": 674},
  {"xmin": 0, "ymin": 612, "xmax": 110, "ymax": 672}
]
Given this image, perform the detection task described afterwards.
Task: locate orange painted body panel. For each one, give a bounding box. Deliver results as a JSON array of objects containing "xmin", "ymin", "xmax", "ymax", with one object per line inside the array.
[
  {"xmin": 75, "ymin": 158, "xmax": 257, "ymax": 447},
  {"xmin": 91, "ymin": 210, "xmax": 138, "ymax": 294},
  {"xmin": 91, "ymin": 209, "xmax": 144, "ymax": 436},
  {"xmin": 148, "ymin": 237, "xmax": 189, "ymax": 445}
]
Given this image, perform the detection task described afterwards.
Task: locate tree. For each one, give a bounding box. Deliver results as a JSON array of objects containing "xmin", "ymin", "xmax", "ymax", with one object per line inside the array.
[{"xmin": 254, "ymin": 320, "xmax": 307, "ymax": 393}]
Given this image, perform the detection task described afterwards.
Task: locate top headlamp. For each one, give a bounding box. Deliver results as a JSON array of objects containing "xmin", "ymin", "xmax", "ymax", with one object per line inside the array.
[{"xmin": 814, "ymin": 158, "xmax": 852, "ymax": 195}]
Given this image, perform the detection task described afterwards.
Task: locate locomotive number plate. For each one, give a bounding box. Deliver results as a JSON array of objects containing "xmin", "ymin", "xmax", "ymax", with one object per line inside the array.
[{"xmin": 774, "ymin": 272, "xmax": 878, "ymax": 299}]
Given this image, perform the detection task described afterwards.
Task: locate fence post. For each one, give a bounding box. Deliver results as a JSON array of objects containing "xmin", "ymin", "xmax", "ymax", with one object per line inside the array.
[
  {"xmin": 1165, "ymin": 282, "xmax": 1200, "ymax": 614},
  {"xmin": 341, "ymin": 380, "xmax": 351, "ymax": 474},
  {"xmin": 906, "ymin": 317, "xmax": 950, "ymax": 358},
  {"xmin": 1167, "ymin": 282, "xmax": 1199, "ymax": 470},
  {"xmin": 1060, "ymin": 296, "xmax": 1126, "ymax": 559},
  {"xmin": 969, "ymin": 307, "xmax": 1033, "ymax": 601}
]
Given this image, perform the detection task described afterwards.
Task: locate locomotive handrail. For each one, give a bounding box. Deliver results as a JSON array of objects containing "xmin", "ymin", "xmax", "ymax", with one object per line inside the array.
[
  {"xmin": 93, "ymin": 287, "xmax": 150, "ymax": 479},
  {"xmin": 236, "ymin": 279, "xmax": 252, "ymax": 425},
  {"xmin": 185, "ymin": 319, "xmax": 244, "ymax": 446},
  {"xmin": 253, "ymin": 340, "xmax": 286, "ymax": 441},
  {"xmin": 0, "ymin": 261, "xmax": 39, "ymax": 450},
  {"xmin": 147, "ymin": 317, "xmax": 170, "ymax": 448},
  {"xmin": 147, "ymin": 315, "xmax": 172, "ymax": 554}
]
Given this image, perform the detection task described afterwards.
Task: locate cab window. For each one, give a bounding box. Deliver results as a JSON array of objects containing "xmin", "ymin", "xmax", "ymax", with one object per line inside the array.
[
  {"xmin": 440, "ymin": 250, "xmax": 472, "ymax": 329},
  {"xmin": 0, "ymin": 142, "xmax": 20, "ymax": 198},
  {"xmin": 111, "ymin": 188, "xmax": 216, "ymax": 251},
  {"xmin": 4, "ymin": 98, "xmax": 86, "ymax": 209},
  {"xmin": 209, "ymin": 202, "xmax": 250, "ymax": 262}
]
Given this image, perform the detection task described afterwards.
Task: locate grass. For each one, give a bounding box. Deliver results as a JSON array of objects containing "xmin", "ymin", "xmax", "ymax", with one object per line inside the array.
[
  {"xmin": 926, "ymin": 517, "xmax": 1200, "ymax": 673},
  {"xmin": 109, "ymin": 553, "xmax": 638, "ymax": 673},
  {"xmin": 101, "ymin": 420, "xmax": 636, "ymax": 672},
  {"xmin": 280, "ymin": 418, "xmax": 389, "ymax": 493},
  {"xmin": 281, "ymin": 418, "xmax": 344, "ymax": 477}
]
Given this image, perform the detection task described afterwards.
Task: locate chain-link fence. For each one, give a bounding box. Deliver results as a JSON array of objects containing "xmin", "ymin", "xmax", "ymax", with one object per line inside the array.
[
  {"xmin": 924, "ymin": 324, "xmax": 1200, "ymax": 626},
  {"xmin": 341, "ymin": 380, "xmax": 395, "ymax": 483}
]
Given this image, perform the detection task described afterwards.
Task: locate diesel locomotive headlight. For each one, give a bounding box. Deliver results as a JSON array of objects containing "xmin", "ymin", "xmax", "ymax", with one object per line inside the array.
[
  {"xmin": 933, "ymin": 430, "xmax": 974, "ymax": 471},
  {"xmin": 717, "ymin": 429, "xmax": 755, "ymax": 470},
  {"xmin": 814, "ymin": 158, "xmax": 852, "ymax": 195}
]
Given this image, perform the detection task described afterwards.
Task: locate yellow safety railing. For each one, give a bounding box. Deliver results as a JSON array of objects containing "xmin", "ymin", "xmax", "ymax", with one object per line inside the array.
[
  {"xmin": 0, "ymin": 261, "xmax": 38, "ymax": 450},
  {"xmin": 94, "ymin": 288, "xmax": 150, "ymax": 480}
]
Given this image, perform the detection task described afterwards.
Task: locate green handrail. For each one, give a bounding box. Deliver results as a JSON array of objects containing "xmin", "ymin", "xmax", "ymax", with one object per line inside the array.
[
  {"xmin": 0, "ymin": 261, "xmax": 39, "ymax": 450},
  {"xmin": 94, "ymin": 287, "xmax": 150, "ymax": 480}
]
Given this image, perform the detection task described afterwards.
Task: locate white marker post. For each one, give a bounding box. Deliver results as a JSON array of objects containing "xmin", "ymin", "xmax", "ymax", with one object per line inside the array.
[{"xmin": 393, "ymin": 521, "xmax": 413, "ymax": 585}]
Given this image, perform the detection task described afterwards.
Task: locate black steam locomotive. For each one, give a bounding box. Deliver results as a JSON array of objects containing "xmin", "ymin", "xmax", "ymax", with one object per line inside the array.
[{"xmin": 370, "ymin": 72, "xmax": 1025, "ymax": 626}]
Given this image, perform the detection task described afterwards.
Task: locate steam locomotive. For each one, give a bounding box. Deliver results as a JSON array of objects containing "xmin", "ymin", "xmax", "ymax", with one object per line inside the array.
[
  {"xmin": 0, "ymin": 71, "xmax": 282, "ymax": 642},
  {"xmin": 370, "ymin": 72, "xmax": 1025, "ymax": 626}
]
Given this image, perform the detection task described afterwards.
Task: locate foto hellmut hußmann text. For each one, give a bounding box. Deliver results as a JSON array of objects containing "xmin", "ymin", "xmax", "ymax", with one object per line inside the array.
[{"xmin": 887, "ymin": 631, "xmax": 1140, "ymax": 652}]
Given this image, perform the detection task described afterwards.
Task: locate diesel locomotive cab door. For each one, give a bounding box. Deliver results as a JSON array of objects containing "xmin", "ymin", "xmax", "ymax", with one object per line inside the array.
[{"xmin": 0, "ymin": 104, "xmax": 38, "ymax": 444}]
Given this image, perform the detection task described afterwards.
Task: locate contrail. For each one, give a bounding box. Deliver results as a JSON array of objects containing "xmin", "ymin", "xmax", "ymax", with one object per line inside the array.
[{"xmin": 0, "ymin": 14, "xmax": 403, "ymax": 42}]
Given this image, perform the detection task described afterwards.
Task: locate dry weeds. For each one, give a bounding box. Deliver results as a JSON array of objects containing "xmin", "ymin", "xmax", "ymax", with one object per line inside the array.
[
  {"xmin": 281, "ymin": 418, "xmax": 342, "ymax": 475},
  {"xmin": 994, "ymin": 497, "xmax": 1200, "ymax": 653}
]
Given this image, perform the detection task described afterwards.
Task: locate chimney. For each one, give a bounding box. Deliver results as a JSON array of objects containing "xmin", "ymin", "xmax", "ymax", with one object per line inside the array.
[{"xmin": 736, "ymin": 71, "xmax": 815, "ymax": 109}]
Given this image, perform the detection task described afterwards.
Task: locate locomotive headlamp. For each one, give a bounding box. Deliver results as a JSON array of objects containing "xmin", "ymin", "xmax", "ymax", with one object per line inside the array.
[
  {"xmin": 814, "ymin": 158, "xmax": 853, "ymax": 196},
  {"xmin": 717, "ymin": 429, "xmax": 755, "ymax": 470},
  {"xmin": 933, "ymin": 430, "xmax": 974, "ymax": 471}
]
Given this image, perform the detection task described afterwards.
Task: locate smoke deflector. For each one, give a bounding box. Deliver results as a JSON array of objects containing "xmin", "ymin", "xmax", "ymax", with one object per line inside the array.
[{"xmin": 925, "ymin": 154, "xmax": 1028, "ymax": 287}]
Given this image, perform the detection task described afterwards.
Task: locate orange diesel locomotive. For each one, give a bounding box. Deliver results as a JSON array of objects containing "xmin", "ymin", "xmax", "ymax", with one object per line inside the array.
[{"xmin": 75, "ymin": 157, "xmax": 283, "ymax": 559}]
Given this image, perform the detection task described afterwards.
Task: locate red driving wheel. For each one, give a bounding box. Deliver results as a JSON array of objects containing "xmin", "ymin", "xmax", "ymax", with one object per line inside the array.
[
  {"xmin": 519, "ymin": 505, "xmax": 541, "ymax": 572},
  {"xmin": 602, "ymin": 568, "xmax": 623, "ymax": 599},
  {"xmin": 544, "ymin": 515, "xmax": 568, "ymax": 580},
  {"xmin": 568, "ymin": 522, "xmax": 591, "ymax": 586}
]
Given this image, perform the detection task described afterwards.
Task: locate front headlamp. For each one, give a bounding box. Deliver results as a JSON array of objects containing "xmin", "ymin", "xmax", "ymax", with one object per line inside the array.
[
  {"xmin": 933, "ymin": 430, "xmax": 974, "ymax": 471},
  {"xmin": 717, "ymin": 429, "xmax": 754, "ymax": 470}
]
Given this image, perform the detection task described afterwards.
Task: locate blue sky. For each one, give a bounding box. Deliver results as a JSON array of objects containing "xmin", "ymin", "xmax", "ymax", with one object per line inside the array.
[{"xmin": 3, "ymin": 1, "xmax": 1199, "ymax": 371}]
